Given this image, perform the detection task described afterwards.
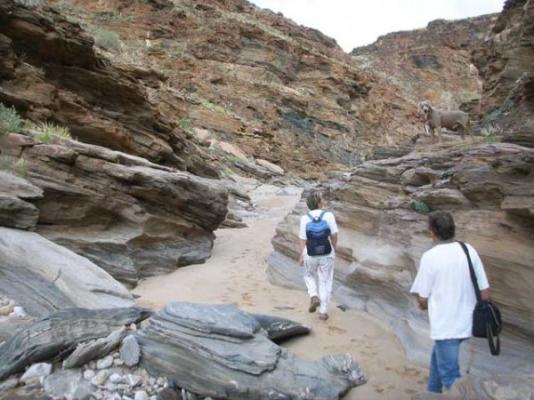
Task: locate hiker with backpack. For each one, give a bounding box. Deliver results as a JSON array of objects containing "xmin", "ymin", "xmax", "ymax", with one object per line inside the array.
[
  {"xmin": 299, "ymin": 190, "xmax": 338, "ymax": 321},
  {"xmin": 410, "ymin": 211, "xmax": 493, "ymax": 393}
]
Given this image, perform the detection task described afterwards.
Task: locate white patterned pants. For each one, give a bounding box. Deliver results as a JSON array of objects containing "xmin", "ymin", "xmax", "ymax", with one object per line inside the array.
[{"xmin": 303, "ymin": 255, "xmax": 334, "ymax": 314}]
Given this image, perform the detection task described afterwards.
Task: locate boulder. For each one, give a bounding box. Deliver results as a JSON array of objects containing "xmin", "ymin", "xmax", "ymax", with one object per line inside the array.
[
  {"xmin": 269, "ymin": 143, "xmax": 534, "ymax": 376},
  {"xmin": 1, "ymin": 134, "xmax": 228, "ymax": 287},
  {"xmin": 0, "ymin": 171, "xmax": 43, "ymax": 230},
  {"xmin": 137, "ymin": 303, "xmax": 366, "ymax": 400},
  {"xmin": 0, "ymin": 227, "xmax": 134, "ymax": 317},
  {"xmin": 0, "ymin": 307, "xmax": 150, "ymax": 380}
]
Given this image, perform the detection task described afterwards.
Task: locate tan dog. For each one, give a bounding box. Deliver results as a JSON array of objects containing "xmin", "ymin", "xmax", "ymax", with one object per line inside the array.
[{"xmin": 418, "ymin": 101, "xmax": 471, "ymax": 142}]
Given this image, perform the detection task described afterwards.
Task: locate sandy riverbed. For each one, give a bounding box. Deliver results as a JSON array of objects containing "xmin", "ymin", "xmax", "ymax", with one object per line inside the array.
[{"xmin": 134, "ymin": 183, "xmax": 427, "ymax": 399}]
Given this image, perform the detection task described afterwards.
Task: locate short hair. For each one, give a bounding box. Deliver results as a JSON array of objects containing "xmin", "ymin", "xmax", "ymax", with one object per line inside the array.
[
  {"xmin": 306, "ymin": 190, "xmax": 322, "ymax": 210},
  {"xmin": 428, "ymin": 211, "xmax": 455, "ymax": 241}
]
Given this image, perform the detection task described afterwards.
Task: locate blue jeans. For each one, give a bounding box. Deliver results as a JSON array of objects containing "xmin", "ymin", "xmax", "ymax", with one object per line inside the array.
[{"xmin": 428, "ymin": 339, "xmax": 462, "ymax": 393}]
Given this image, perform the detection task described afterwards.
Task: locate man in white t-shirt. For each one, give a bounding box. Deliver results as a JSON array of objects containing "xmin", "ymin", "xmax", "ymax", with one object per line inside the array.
[
  {"xmin": 410, "ymin": 211, "xmax": 491, "ymax": 393},
  {"xmin": 298, "ymin": 190, "xmax": 338, "ymax": 321}
]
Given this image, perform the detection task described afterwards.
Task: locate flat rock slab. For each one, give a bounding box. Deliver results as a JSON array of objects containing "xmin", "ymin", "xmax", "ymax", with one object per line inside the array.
[
  {"xmin": 0, "ymin": 227, "xmax": 134, "ymax": 318},
  {"xmin": 120, "ymin": 334, "xmax": 141, "ymax": 367},
  {"xmin": 137, "ymin": 302, "xmax": 366, "ymax": 400},
  {"xmin": 0, "ymin": 307, "xmax": 151, "ymax": 380}
]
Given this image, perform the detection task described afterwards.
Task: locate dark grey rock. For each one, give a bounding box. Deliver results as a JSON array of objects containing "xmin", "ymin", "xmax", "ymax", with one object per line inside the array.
[
  {"xmin": 251, "ymin": 313, "xmax": 310, "ymax": 342},
  {"xmin": 120, "ymin": 334, "xmax": 141, "ymax": 367},
  {"xmin": 137, "ymin": 302, "xmax": 366, "ymax": 400},
  {"xmin": 156, "ymin": 388, "xmax": 180, "ymax": 400},
  {"xmin": 63, "ymin": 327, "xmax": 127, "ymax": 369},
  {"xmin": 0, "ymin": 307, "xmax": 151, "ymax": 380}
]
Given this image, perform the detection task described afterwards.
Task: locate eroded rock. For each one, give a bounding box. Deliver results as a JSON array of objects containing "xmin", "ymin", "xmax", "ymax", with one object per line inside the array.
[{"xmin": 137, "ymin": 302, "xmax": 366, "ymax": 400}]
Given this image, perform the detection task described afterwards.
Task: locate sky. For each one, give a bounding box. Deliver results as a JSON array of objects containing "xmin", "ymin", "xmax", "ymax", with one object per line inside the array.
[{"xmin": 249, "ymin": 0, "xmax": 505, "ymax": 52}]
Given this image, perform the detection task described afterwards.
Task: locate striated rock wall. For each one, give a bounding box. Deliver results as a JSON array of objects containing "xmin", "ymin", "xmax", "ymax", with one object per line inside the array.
[
  {"xmin": 47, "ymin": 0, "xmax": 422, "ymax": 178},
  {"xmin": 268, "ymin": 143, "xmax": 534, "ymax": 374},
  {"xmin": 351, "ymin": 15, "xmax": 497, "ymax": 114},
  {"xmin": 0, "ymin": 0, "xmax": 217, "ymax": 177},
  {"xmin": 1, "ymin": 133, "xmax": 228, "ymax": 287},
  {"xmin": 472, "ymin": 0, "xmax": 534, "ymax": 146}
]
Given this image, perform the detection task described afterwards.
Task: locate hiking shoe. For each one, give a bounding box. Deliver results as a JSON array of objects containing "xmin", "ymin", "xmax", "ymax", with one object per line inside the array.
[
  {"xmin": 318, "ymin": 313, "xmax": 329, "ymax": 321},
  {"xmin": 308, "ymin": 296, "xmax": 320, "ymax": 313}
]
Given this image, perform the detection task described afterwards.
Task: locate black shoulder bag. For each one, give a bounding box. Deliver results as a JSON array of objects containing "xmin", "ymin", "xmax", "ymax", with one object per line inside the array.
[{"xmin": 458, "ymin": 241, "xmax": 502, "ymax": 356}]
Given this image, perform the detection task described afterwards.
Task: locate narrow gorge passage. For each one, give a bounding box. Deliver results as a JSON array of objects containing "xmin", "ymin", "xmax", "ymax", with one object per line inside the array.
[{"xmin": 134, "ymin": 183, "xmax": 426, "ymax": 400}]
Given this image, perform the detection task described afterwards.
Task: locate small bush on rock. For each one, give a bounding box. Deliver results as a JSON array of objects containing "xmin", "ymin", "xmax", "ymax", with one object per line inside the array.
[
  {"xmin": 33, "ymin": 122, "xmax": 71, "ymax": 143},
  {"xmin": 411, "ymin": 199, "xmax": 432, "ymax": 214},
  {"xmin": 0, "ymin": 103, "xmax": 23, "ymax": 136},
  {"xmin": 94, "ymin": 29, "xmax": 122, "ymax": 52}
]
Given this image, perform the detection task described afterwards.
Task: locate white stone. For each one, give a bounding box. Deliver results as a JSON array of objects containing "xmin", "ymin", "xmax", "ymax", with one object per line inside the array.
[
  {"xmin": 96, "ymin": 355, "xmax": 113, "ymax": 370},
  {"xmin": 134, "ymin": 390, "xmax": 149, "ymax": 400},
  {"xmin": 91, "ymin": 370, "xmax": 110, "ymax": 386},
  {"xmin": 21, "ymin": 362, "xmax": 52, "ymax": 383},
  {"xmin": 83, "ymin": 369, "xmax": 96, "ymax": 380},
  {"xmin": 129, "ymin": 323, "xmax": 137, "ymax": 331},
  {"xmin": 10, "ymin": 306, "xmax": 27, "ymax": 318},
  {"xmin": 109, "ymin": 373, "xmax": 123, "ymax": 384},
  {"xmin": 126, "ymin": 374, "xmax": 142, "ymax": 388},
  {"xmin": 113, "ymin": 358, "xmax": 124, "ymax": 367},
  {"xmin": 156, "ymin": 377, "xmax": 166, "ymax": 386}
]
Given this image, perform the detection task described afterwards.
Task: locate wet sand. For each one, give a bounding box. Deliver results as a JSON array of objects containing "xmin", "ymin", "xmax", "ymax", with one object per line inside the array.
[{"xmin": 134, "ymin": 184, "xmax": 426, "ymax": 399}]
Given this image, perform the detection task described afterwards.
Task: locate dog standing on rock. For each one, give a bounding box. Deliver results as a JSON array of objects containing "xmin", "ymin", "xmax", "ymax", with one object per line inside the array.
[{"xmin": 418, "ymin": 101, "xmax": 471, "ymax": 142}]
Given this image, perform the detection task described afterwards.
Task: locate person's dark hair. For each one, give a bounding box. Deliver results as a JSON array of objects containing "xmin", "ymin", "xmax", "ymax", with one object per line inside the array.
[
  {"xmin": 306, "ymin": 190, "xmax": 322, "ymax": 210},
  {"xmin": 428, "ymin": 211, "xmax": 455, "ymax": 241}
]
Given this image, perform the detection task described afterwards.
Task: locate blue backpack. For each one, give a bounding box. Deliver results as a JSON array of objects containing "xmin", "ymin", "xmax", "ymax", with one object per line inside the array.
[{"xmin": 305, "ymin": 211, "xmax": 332, "ymax": 256}]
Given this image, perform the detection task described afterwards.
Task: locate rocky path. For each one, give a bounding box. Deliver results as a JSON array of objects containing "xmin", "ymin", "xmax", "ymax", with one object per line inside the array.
[{"xmin": 134, "ymin": 182, "xmax": 427, "ymax": 399}]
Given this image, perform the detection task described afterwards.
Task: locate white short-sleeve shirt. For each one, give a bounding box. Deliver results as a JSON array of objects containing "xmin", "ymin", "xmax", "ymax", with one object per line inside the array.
[
  {"xmin": 299, "ymin": 209, "xmax": 338, "ymax": 258},
  {"xmin": 410, "ymin": 242, "xmax": 490, "ymax": 340}
]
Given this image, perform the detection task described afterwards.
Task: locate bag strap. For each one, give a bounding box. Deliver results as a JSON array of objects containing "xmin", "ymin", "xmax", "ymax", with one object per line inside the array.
[
  {"xmin": 487, "ymin": 313, "xmax": 501, "ymax": 355},
  {"xmin": 457, "ymin": 241, "xmax": 482, "ymax": 303},
  {"xmin": 318, "ymin": 210, "xmax": 328, "ymax": 221}
]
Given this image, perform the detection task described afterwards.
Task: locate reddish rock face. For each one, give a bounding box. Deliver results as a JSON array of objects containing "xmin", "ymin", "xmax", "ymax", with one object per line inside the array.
[
  {"xmin": 0, "ymin": 0, "xmax": 217, "ymax": 178},
  {"xmin": 351, "ymin": 15, "xmax": 497, "ymax": 114},
  {"xmin": 473, "ymin": 0, "xmax": 534, "ymax": 147}
]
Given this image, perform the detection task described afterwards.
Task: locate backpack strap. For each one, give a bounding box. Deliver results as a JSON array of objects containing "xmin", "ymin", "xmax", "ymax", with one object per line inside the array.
[
  {"xmin": 458, "ymin": 241, "xmax": 482, "ymax": 303},
  {"xmin": 318, "ymin": 210, "xmax": 328, "ymax": 221},
  {"xmin": 307, "ymin": 212, "xmax": 318, "ymax": 222}
]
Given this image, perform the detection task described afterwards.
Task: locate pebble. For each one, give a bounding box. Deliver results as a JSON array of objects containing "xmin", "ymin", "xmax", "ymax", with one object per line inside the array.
[
  {"xmin": 109, "ymin": 373, "xmax": 123, "ymax": 384},
  {"xmin": 134, "ymin": 390, "xmax": 149, "ymax": 400},
  {"xmin": 21, "ymin": 362, "xmax": 52, "ymax": 383},
  {"xmin": 96, "ymin": 355, "xmax": 113, "ymax": 370},
  {"xmin": 0, "ymin": 299, "xmax": 15, "ymax": 316},
  {"xmin": 91, "ymin": 370, "xmax": 110, "ymax": 386},
  {"xmin": 156, "ymin": 377, "xmax": 167, "ymax": 386},
  {"xmin": 120, "ymin": 335, "xmax": 141, "ymax": 367},
  {"xmin": 127, "ymin": 374, "xmax": 142, "ymax": 388},
  {"xmin": 113, "ymin": 358, "xmax": 125, "ymax": 367},
  {"xmin": 83, "ymin": 369, "xmax": 96, "ymax": 380},
  {"xmin": 129, "ymin": 323, "xmax": 137, "ymax": 331},
  {"xmin": 10, "ymin": 306, "xmax": 27, "ymax": 318}
]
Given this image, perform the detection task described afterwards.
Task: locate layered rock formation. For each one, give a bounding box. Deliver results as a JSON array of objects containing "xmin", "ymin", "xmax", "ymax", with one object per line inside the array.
[
  {"xmin": 268, "ymin": 143, "xmax": 534, "ymax": 374},
  {"xmin": 137, "ymin": 302, "xmax": 366, "ymax": 399},
  {"xmin": 352, "ymin": 14, "xmax": 496, "ymax": 113},
  {"xmin": 47, "ymin": 0, "xmax": 425, "ymax": 178},
  {"xmin": 0, "ymin": 0, "xmax": 216, "ymax": 177},
  {"xmin": 1, "ymin": 132, "xmax": 228, "ymax": 287},
  {"xmin": 0, "ymin": 226, "xmax": 134, "ymax": 317},
  {"xmin": 472, "ymin": 0, "xmax": 534, "ymax": 146}
]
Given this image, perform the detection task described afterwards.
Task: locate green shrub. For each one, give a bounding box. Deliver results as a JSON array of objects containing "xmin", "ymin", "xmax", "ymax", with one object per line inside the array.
[
  {"xmin": 34, "ymin": 122, "xmax": 71, "ymax": 143},
  {"xmin": 0, "ymin": 103, "xmax": 23, "ymax": 136},
  {"xmin": 94, "ymin": 29, "xmax": 121, "ymax": 52},
  {"xmin": 178, "ymin": 117, "xmax": 192, "ymax": 131},
  {"xmin": 411, "ymin": 199, "xmax": 432, "ymax": 214},
  {"xmin": 0, "ymin": 156, "xmax": 27, "ymax": 177}
]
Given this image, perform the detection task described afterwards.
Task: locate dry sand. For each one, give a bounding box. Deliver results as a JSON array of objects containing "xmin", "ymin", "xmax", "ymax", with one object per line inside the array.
[{"xmin": 134, "ymin": 184, "xmax": 427, "ymax": 399}]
